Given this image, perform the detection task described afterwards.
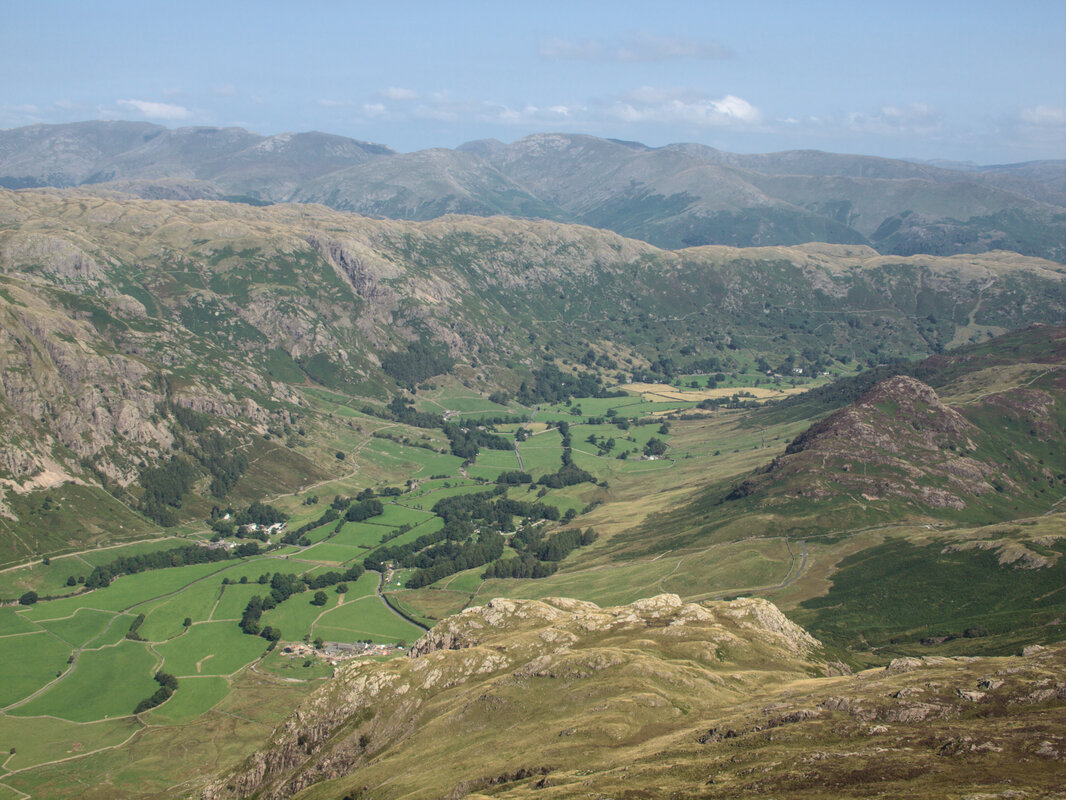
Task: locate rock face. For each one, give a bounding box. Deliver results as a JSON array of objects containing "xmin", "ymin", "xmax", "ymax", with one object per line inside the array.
[
  {"xmin": 203, "ymin": 598, "xmax": 1066, "ymax": 800},
  {"xmin": 202, "ymin": 595, "xmax": 822, "ymax": 800}
]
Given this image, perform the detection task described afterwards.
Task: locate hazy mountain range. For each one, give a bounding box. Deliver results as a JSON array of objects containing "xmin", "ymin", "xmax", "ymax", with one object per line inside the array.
[{"xmin": 2, "ymin": 121, "xmax": 1064, "ymax": 261}]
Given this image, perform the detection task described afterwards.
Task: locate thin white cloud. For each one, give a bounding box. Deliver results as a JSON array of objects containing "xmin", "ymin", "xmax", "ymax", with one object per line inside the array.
[
  {"xmin": 117, "ymin": 99, "xmax": 192, "ymax": 120},
  {"xmin": 1020, "ymin": 105, "xmax": 1066, "ymax": 126},
  {"xmin": 381, "ymin": 87, "xmax": 418, "ymax": 101},
  {"xmin": 317, "ymin": 98, "xmax": 354, "ymax": 108},
  {"xmin": 607, "ymin": 88, "xmax": 761, "ymax": 127},
  {"xmin": 212, "ymin": 84, "xmax": 237, "ymax": 97},
  {"xmin": 846, "ymin": 103, "xmax": 940, "ymax": 134},
  {"xmin": 540, "ymin": 34, "xmax": 732, "ymax": 62}
]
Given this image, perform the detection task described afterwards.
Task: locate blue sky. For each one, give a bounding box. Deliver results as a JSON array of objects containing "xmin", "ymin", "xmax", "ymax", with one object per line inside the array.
[{"xmin": 3, "ymin": 0, "xmax": 1064, "ymax": 163}]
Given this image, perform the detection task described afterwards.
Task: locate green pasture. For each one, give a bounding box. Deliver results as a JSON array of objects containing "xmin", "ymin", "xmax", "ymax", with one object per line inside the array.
[
  {"xmin": 0, "ymin": 714, "xmax": 139, "ymax": 773},
  {"xmin": 516, "ymin": 434, "xmax": 564, "ymax": 476},
  {"xmin": 0, "ymin": 608, "xmax": 39, "ymax": 637},
  {"xmin": 138, "ymin": 579, "xmax": 223, "ymax": 641},
  {"xmin": 332, "ymin": 521, "xmax": 391, "ymax": 549},
  {"xmin": 0, "ymin": 631, "xmax": 72, "ymax": 707},
  {"xmin": 211, "ymin": 583, "xmax": 264, "ymax": 621},
  {"xmin": 11, "ymin": 640, "xmax": 158, "ymax": 722},
  {"xmin": 396, "ymin": 483, "xmax": 492, "ymax": 511},
  {"xmin": 76, "ymin": 538, "xmax": 188, "ymax": 567},
  {"xmin": 38, "ymin": 608, "xmax": 122, "ymax": 649},
  {"xmin": 260, "ymin": 589, "xmax": 341, "ymax": 642},
  {"xmin": 300, "ymin": 542, "xmax": 363, "ymax": 565},
  {"xmin": 375, "ymin": 517, "xmax": 443, "ymax": 550},
  {"xmin": 312, "ymin": 595, "xmax": 424, "ymax": 643},
  {"xmin": 143, "ymin": 676, "xmax": 230, "ymax": 725},
  {"xmin": 376, "ymin": 503, "xmax": 436, "ymax": 528},
  {"xmin": 19, "ymin": 561, "xmax": 234, "ymax": 621},
  {"xmin": 302, "ymin": 519, "xmax": 340, "ymax": 545},
  {"xmin": 473, "ymin": 449, "xmax": 521, "ymax": 469},
  {"xmin": 156, "ymin": 622, "xmax": 268, "ymax": 677},
  {"xmin": 436, "ymin": 568, "xmax": 486, "ymax": 594},
  {"xmin": 358, "ymin": 437, "xmax": 465, "ymax": 478}
]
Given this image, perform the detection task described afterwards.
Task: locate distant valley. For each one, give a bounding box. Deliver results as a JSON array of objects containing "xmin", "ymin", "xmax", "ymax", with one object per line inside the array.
[{"xmin": 0, "ymin": 124, "xmax": 1065, "ymax": 799}]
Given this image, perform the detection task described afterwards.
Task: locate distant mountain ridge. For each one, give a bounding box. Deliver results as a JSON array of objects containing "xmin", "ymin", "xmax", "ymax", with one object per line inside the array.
[{"xmin": 2, "ymin": 121, "xmax": 1064, "ymax": 261}]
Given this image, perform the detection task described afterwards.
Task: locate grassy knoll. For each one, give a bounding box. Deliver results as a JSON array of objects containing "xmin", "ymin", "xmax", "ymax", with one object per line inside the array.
[
  {"xmin": 437, "ymin": 568, "xmax": 486, "ymax": 594},
  {"xmin": 0, "ymin": 714, "xmax": 140, "ymax": 773},
  {"xmin": 143, "ymin": 676, "xmax": 229, "ymax": 725},
  {"xmin": 11, "ymin": 641, "xmax": 158, "ymax": 722},
  {"xmin": 0, "ymin": 631, "xmax": 72, "ymax": 707},
  {"xmin": 137, "ymin": 579, "xmax": 224, "ymax": 641},
  {"xmin": 156, "ymin": 623, "xmax": 268, "ymax": 677},
  {"xmin": 312, "ymin": 595, "xmax": 424, "ymax": 643},
  {"xmin": 38, "ymin": 608, "xmax": 122, "ymax": 648}
]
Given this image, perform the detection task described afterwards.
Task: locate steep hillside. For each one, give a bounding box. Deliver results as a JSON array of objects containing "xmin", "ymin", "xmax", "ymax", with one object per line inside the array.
[
  {"xmin": 1, "ymin": 189, "xmax": 1064, "ymax": 552},
  {"xmin": 3, "ymin": 122, "xmax": 1064, "ymax": 260},
  {"xmin": 204, "ymin": 595, "xmax": 1066, "ymax": 800}
]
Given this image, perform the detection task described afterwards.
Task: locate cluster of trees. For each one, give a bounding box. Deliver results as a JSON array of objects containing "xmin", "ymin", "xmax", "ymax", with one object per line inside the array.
[
  {"xmin": 381, "ymin": 341, "xmax": 454, "ymax": 389},
  {"xmin": 537, "ymin": 444, "xmax": 595, "ymax": 489},
  {"xmin": 238, "ymin": 565, "xmax": 363, "ymax": 640},
  {"xmin": 482, "ymin": 556, "xmax": 558, "ymax": 579},
  {"xmin": 513, "ymin": 526, "xmax": 598, "ymax": 562},
  {"xmin": 481, "ymin": 527, "xmax": 599, "ymax": 580},
  {"xmin": 516, "ymin": 364, "xmax": 614, "ymax": 405},
  {"xmin": 125, "ymin": 613, "xmax": 146, "ymax": 641},
  {"xmin": 365, "ymin": 488, "xmax": 566, "ymax": 588},
  {"xmin": 139, "ymin": 456, "xmax": 199, "ymax": 526},
  {"xmin": 82, "ymin": 543, "xmax": 255, "ymax": 590},
  {"xmin": 405, "ymin": 531, "xmax": 505, "ymax": 588},
  {"xmin": 443, "ymin": 422, "xmax": 512, "ymax": 460},
  {"xmin": 209, "ymin": 502, "xmax": 288, "ymax": 539},
  {"xmin": 138, "ymin": 405, "xmax": 253, "ymax": 525},
  {"xmin": 345, "ymin": 498, "xmax": 384, "ymax": 522},
  {"xmin": 496, "ymin": 470, "xmax": 533, "ymax": 485},
  {"xmin": 134, "ymin": 671, "xmax": 178, "ymax": 714},
  {"xmin": 384, "ymin": 396, "xmax": 445, "ymax": 429}
]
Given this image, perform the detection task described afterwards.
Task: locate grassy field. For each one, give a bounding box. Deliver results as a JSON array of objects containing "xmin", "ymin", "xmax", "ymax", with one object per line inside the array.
[
  {"xmin": 156, "ymin": 623, "xmax": 269, "ymax": 677},
  {"xmin": 312, "ymin": 595, "xmax": 425, "ymax": 643},
  {"xmin": 10, "ymin": 641, "xmax": 158, "ymax": 722},
  {"xmin": 143, "ymin": 676, "xmax": 230, "ymax": 725},
  {"xmin": 0, "ymin": 631, "xmax": 73, "ymax": 707}
]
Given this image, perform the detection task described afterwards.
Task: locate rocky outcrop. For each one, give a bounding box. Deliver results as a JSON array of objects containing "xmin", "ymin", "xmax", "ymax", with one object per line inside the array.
[{"xmin": 203, "ymin": 595, "xmax": 823, "ymax": 800}]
